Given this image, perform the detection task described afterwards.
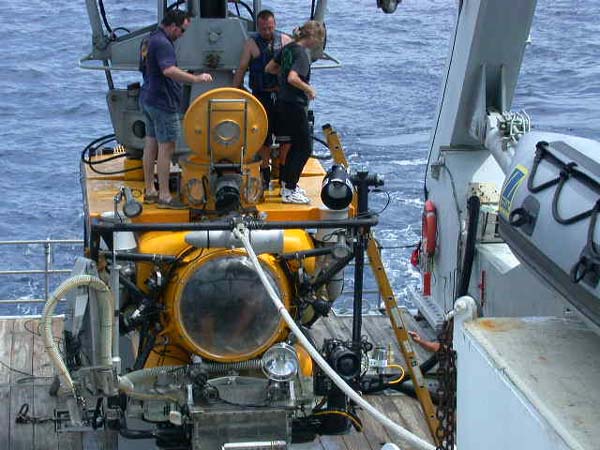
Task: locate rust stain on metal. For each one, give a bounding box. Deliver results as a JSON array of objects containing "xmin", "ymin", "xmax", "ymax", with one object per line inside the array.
[{"xmin": 476, "ymin": 318, "xmax": 523, "ymax": 332}]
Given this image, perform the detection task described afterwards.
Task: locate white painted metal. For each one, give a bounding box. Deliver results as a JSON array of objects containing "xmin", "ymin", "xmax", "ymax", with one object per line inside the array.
[
  {"xmin": 419, "ymin": 0, "xmax": 538, "ymax": 319},
  {"xmin": 455, "ymin": 316, "xmax": 600, "ymax": 450},
  {"xmin": 471, "ymin": 243, "xmax": 572, "ymax": 318}
]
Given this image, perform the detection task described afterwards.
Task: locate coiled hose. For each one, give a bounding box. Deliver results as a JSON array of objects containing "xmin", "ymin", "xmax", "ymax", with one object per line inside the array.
[
  {"xmin": 233, "ymin": 226, "xmax": 435, "ymax": 450},
  {"xmin": 41, "ymin": 274, "xmax": 114, "ymax": 396},
  {"xmin": 118, "ymin": 359, "xmax": 263, "ymax": 402},
  {"xmin": 43, "ymin": 274, "xmax": 264, "ymax": 402}
]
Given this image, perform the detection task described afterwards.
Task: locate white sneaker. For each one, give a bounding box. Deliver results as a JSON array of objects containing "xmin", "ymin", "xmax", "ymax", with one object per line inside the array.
[
  {"xmin": 280, "ymin": 183, "xmax": 306, "ymax": 196},
  {"xmin": 281, "ymin": 187, "xmax": 310, "ymax": 204}
]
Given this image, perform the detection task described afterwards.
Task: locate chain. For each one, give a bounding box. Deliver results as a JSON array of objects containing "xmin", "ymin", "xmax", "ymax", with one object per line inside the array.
[
  {"xmin": 435, "ymin": 319, "xmax": 456, "ymax": 450},
  {"xmin": 15, "ymin": 403, "xmax": 56, "ymax": 425}
]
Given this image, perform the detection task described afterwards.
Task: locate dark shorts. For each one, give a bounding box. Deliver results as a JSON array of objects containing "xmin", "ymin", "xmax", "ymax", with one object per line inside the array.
[
  {"xmin": 141, "ymin": 102, "xmax": 180, "ymax": 143},
  {"xmin": 254, "ymin": 92, "xmax": 277, "ymax": 147},
  {"xmin": 275, "ymin": 101, "xmax": 309, "ymax": 145}
]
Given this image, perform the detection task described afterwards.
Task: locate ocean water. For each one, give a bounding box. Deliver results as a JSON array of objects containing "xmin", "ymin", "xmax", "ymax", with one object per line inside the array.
[{"xmin": 0, "ymin": 0, "xmax": 598, "ymax": 313}]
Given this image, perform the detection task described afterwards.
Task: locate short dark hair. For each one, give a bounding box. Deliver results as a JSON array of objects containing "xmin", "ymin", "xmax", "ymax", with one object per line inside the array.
[
  {"xmin": 256, "ymin": 10, "xmax": 275, "ymax": 21},
  {"xmin": 161, "ymin": 10, "xmax": 190, "ymax": 27}
]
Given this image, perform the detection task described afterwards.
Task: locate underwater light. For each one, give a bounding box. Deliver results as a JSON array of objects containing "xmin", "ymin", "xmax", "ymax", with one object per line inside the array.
[
  {"xmin": 121, "ymin": 186, "xmax": 143, "ymax": 218},
  {"xmin": 261, "ymin": 343, "xmax": 299, "ymax": 382},
  {"xmin": 321, "ymin": 165, "xmax": 354, "ymax": 210},
  {"xmin": 377, "ymin": 0, "xmax": 401, "ymax": 14},
  {"xmin": 214, "ymin": 174, "xmax": 241, "ymax": 212}
]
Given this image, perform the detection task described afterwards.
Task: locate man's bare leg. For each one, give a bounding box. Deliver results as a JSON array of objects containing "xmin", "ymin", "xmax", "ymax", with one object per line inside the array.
[
  {"xmin": 157, "ymin": 141, "xmax": 176, "ymax": 202},
  {"xmin": 143, "ymin": 136, "xmax": 159, "ymax": 195}
]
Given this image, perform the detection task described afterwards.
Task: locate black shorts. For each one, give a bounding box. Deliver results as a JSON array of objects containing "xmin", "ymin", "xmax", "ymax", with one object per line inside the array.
[
  {"xmin": 254, "ymin": 92, "xmax": 277, "ymax": 147},
  {"xmin": 275, "ymin": 101, "xmax": 310, "ymax": 148},
  {"xmin": 275, "ymin": 101, "xmax": 308, "ymax": 145}
]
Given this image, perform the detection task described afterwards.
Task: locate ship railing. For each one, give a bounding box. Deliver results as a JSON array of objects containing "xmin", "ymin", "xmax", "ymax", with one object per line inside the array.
[
  {"xmin": 0, "ymin": 239, "xmax": 415, "ymax": 311},
  {"xmin": 336, "ymin": 242, "xmax": 418, "ymax": 316},
  {"xmin": 0, "ymin": 239, "xmax": 84, "ymax": 305}
]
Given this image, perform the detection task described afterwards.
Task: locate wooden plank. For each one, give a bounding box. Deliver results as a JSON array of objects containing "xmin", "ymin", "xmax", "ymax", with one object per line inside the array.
[
  {"xmin": 292, "ymin": 436, "xmax": 325, "ymax": 449},
  {"xmin": 362, "ymin": 316, "xmax": 396, "ymax": 348},
  {"xmin": 33, "ymin": 317, "xmax": 63, "ymax": 385},
  {"xmin": 319, "ymin": 434, "xmax": 349, "ymax": 450},
  {"xmin": 342, "ymin": 429, "xmax": 374, "ymax": 450},
  {"xmin": 308, "ymin": 315, "xmax": 399, "ymax": 449},
  {"xmin": 10, "ymin": 385, "xmax": 34, "ymax": 450},
  {"xmin": 33, "ymin": 317, "xmax": 62, "ymax": 450},
  {"xmin": 369, "ymin": 395, "xmax": 434, "ymax": 450},
  {"xmin": 32, "ymin": 384, "xmax": 59, "ymax": 450},
  {"xmin": 0, "ymin": 319, "xmax": 15, "ymax": 385},
  {"xmin": 388, "ymin": 395, "xmax": 435, "ymax": 446},
  {"xmin": 58, "ymin": 436, "xmax": 84, "ymax": 450},
  {"xmin": 320, "ymin": 315, "xmax": 350, "ymax": 342},
  {"xmin": 10, "ymin": 319, "xmax": 35, "ymax": 450},
  {"xmin": 354, "ymin": 401, "xmax": 392, "ymax": 450},
  {"xmin": 335, "ymin": 317, "xmax": 353, "ymax": 336},
  {"xmin": 0, "ymin": 387, "xmax": 11, "ymax": 448},
  {"xmin": 10, "ymin": 319, "xmax": 34, "ymax": 384},
  {"xmin": 307, "ymin": 320, "xmax": 330, "ymax": 348}
]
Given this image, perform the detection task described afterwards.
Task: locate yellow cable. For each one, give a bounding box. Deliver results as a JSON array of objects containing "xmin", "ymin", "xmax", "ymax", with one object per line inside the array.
[
  {"xmin": 313, "ymin": 410, "xmax": 363, "ymax": 431},
  {"xmin": 387, "ymin": 364, "xmax": 406, "ymax": 385}
]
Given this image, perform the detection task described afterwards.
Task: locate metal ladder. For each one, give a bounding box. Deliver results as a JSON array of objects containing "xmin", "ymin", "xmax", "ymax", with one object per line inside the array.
[
  {"xmin": 322, "ymin": 124, "xmax": 440, "ymax": 444},
  {"xmin": 366, "ymin": 237, "xmax": 440, "ymax": 445}
]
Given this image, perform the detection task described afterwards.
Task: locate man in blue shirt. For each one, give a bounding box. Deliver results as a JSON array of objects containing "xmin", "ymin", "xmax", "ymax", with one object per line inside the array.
[{"xmin": 141, "ymin": 10, "xmax": 213, "ymax": 209}]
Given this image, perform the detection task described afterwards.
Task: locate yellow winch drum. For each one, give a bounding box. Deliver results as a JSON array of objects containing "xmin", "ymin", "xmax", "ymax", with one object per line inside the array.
[
  {"xmin": 183, "ymin": 87, "xmax": 268, "ymax": 164},
  {"xmin": 170, "ymin": 250, "xmax": 290, "ymax": 362}
]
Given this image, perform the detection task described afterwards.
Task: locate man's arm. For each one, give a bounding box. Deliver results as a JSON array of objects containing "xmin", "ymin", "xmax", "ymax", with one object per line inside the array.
[
  {"xmin": 265, "ymin": 59, "xmax": 280, "ymax": 75},
  {"xmin": 232, "ymin": 40, "xmax": 254, "ymax": 88},
  {"xmin": 408, "ymin": 331, "xmax": 440, "ymax": 353},
  {"xmin": 163, "ymin": 66, "xmax": 212, "ymax": 84},
  {"xmin": 287, "ymin": 70, "xmax": 316, "ymax": 100}
]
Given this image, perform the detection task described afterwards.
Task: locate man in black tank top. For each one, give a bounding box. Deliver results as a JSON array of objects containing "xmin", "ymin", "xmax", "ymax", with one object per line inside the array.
[{"xmin": 233, "ymin": 10, "xmax": 291, "ymax": 190}]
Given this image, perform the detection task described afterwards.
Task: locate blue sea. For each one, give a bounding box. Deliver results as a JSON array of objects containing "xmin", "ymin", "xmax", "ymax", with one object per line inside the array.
[{"xmin": 1, "ymin": 0, "xmax": 599, "ymax": 314}]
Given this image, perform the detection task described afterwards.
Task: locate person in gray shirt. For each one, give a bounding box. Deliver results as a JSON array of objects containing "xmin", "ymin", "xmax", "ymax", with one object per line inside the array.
[{"xmin": 266, "ymin": 21, "xmax": 325, "ymax": 204}]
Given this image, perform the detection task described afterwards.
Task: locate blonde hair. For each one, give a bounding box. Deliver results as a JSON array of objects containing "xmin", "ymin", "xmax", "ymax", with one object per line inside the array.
[{"xmin": 294, "ymin": 20, "xmax": 325, "ymax": 43}]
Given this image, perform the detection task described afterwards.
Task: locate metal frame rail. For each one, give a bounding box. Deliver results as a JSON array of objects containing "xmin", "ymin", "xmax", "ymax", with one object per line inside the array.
[{"xmin": 0, "ymin": 239, "xmax": 83, "ymax": 304}]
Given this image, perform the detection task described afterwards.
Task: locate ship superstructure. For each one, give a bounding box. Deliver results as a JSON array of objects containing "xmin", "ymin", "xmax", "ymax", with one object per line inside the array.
[{"xmin": 409, "ymin": 1, "xmax": 600, "ymax": 449}]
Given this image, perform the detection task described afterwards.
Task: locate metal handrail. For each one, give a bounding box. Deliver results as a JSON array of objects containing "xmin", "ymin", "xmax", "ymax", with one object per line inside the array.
[
  {"xmin": 0, "ymin": 238, "xmax": 83, "ymax": 304},
  {"xmin": 0, "ymin": 238, "xmax": 414, "ymax": 307}
]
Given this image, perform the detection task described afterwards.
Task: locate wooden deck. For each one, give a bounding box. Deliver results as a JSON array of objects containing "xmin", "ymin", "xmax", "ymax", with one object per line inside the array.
[
  {"xmin": 0, "ymin": 314, "xmax": 435, "ymax": 450},
  {"xmin": 0, "ymin": 316, "xmax": 81, "ymax": 450}
]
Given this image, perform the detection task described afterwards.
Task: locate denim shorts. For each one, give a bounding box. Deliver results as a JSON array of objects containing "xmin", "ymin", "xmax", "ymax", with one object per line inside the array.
[{"xmin": 142, "ymin": 103, "xmax": 180, "ymax": 143}]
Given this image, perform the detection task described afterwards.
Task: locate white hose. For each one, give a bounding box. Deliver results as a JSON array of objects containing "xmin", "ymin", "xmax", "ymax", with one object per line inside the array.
[
  {"xmin": 233, "ymin": 227, "xmax": 435, "ymax": 450},
  {"xmin": 117, "ymin": 359, "xmax": 263, "ymax": 402},
  {"xmin": 118, "ymin": 365, "xmax": 183, "ymax": 402},
  {"xmin": 118, "ymin": 375, "xmax": 180, "ymax": 402},
  {"xmin": 41, "ymin": 274, "xmax": 114, "ymax": 395}
]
